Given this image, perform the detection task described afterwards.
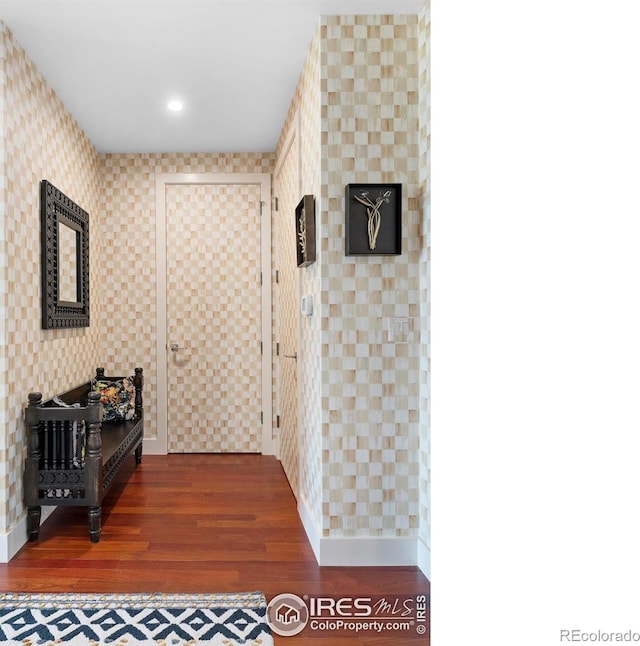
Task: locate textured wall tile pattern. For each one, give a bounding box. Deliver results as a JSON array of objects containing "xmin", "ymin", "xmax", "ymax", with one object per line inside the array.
[
  {"xmin": 275, "ymin": 133, "xmax": 300, "ymax": 495},
  {"xmin": 275, "ymin": 28, "xmax": 323, "ymax": 525},
  {"xmin": 319, "ymin": 15, "xmax": 421, "ymax": 537},
  {"xmin": 418, "ymin": 1, "xmax": 431, "ymax": 555},
  {"xmin": 0, "ymin": 24, "xmax": 101, "ymax": 529},
  {"xmin": 0, "ymin": 27, "xmax": 8, "ymax": 533},
  {"xmin": 297, "ymin": 31, "xmax": 324, "ymax": 530}
]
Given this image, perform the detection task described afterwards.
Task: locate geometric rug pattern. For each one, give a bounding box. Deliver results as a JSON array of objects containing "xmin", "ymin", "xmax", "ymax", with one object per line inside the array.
[{"xmin": 0, "ymin": 592, "xmax": 273, "ymax": 646}]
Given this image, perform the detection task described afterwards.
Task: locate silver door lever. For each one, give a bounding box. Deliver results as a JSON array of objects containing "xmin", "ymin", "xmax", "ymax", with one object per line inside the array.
[{"xmin": 170, "ymin": 343, "xmax": 181, "ymax": 352}]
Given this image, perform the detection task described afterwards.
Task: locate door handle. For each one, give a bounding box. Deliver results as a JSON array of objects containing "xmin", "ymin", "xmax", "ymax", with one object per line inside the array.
[
  {"xmin": 170, "ymin": 343, "xmax": 181, "ymax": 352},
  {"xmin": 284, "ymin": 353, "xmax": 297, "ymax": 359}
]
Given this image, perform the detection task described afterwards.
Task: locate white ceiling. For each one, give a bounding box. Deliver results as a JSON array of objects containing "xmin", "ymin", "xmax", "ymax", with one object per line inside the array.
[{"xmin": 0, "ymin": 0, "xmax": 424, "ymax": 153}]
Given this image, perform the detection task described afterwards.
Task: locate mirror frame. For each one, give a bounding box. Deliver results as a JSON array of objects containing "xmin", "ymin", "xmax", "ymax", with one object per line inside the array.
[{"xmin": 40, "ymin": 180, "xmax": 90, "ymax": 329}]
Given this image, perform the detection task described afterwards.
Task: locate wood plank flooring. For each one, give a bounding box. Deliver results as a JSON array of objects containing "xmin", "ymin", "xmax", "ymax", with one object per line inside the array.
[{"xmin": 0, "ymin": 454, "xmax": 430, "ymax": 645}]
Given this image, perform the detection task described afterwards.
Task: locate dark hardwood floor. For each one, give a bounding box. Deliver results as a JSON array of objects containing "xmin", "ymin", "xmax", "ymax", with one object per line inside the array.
[{"xmin": 1, "ymin": 453, "xmax": 430, "ymax": 645}]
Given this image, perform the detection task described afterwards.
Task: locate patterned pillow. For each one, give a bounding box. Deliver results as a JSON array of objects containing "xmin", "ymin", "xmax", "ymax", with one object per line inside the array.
[{"xmin": 92, "ymin": 377, "xmax": 136, "ymax": 422}]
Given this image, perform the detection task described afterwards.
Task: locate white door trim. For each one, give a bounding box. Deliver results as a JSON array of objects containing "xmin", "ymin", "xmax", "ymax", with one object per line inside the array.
[{"xmin": 149, "ymin": 172, "xmax": 273, "ymax": 455}]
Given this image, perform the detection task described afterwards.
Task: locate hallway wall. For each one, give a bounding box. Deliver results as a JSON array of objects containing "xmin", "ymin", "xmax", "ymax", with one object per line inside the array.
[
  {"xmin": 418, "ymin": 0, "xmax": 431, "ymax": 576},
  {"xmin": 319, "ymin": 13, "xmax": 421, "ymax": 541},
  {"xmin": 0, "ymin": 24, "xmax": 101, "ymax": 544},
  {"xmin": 274, "ymin": 12, "xmax": 424, "ymax": 565},
  {"xmin": 99, "ymin": 153, "xmax": 274, "ymax": 449},
  {"xmin": 275, "ymin": 25, "xmax": 323, "ymax": 539}
]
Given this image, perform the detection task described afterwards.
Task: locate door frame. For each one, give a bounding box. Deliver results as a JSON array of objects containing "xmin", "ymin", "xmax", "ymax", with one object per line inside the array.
[{"xmin": 149, "ymin": 172, "xmax": 273, "ymax": 455}]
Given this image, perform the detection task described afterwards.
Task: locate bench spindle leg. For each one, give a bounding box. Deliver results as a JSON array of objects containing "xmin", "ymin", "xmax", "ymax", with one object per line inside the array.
[
  {"xmin": 26, "ymin": 506, "xmax": 41, "ymax": 542},
  {"xmin": 88, "ymin": 506, "xmax": 101, "ymax": 543}
]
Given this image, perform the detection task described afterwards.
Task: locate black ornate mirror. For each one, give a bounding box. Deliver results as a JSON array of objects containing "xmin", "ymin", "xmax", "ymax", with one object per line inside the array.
[{"xmin": 41, "ymin": 180, "xmax": 90, "ymax": 329}]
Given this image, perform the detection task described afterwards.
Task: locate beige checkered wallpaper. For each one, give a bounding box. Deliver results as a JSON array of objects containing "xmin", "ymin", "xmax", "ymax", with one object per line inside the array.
[
  {"xmin": 0, "ymin": 24, "xmax": 101, "ymax": 530},
  {"xmin": 418, "ymin": 2, "xmax": 431, "ymax": 553},
  {"xmin": 275, "ymin": 14, "xmax": 422, "ymax": 539},
  {"xmin": 320, "ymin": 14, "xmax": 421, "ymax": 538},
  {"xmin": 275, "ymin": 133, "xmax": 301, "ymax": 496},
  {"xmin": 297, "ymin": 30, "xmax": 323, "ymax": 530},
  {"xmin": 275, "ymin": 27, "xmax": 324, "ymax": 523}
]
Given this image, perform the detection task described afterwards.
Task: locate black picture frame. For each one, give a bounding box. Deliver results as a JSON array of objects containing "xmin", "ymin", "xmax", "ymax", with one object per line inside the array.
[
  {"xmin": 345, "ymin": 183, "xmax": 402, "ymax": 256},
  {"xmin": 41, "ymin": 180, "xmax": 90, "ymax": 329},
  {"xmin": 295, "ymin": 195, "xmax": 316, "ymax": 267}
]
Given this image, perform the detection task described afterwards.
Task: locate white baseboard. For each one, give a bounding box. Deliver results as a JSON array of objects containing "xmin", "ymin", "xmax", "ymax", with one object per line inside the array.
[
  {"xmin": 298, "ymin": 496, "xmax": 419, "ymax": 566},
  {"xmin": 297, "ymin": 493, "xmax": 322, "ymax": 562},
  {"xmin": 0, "ymin": 507, "xmax": 57, "ymax": 563},
  {"xmin": 140, "ymin": 436, "xmax": 166, "ymax": 455},
  {"xmin": 318, "ymin": 535, "xmax": 418, "ymax": 566},
  {"xmin": 417, "ymin": 535, "xmax": 430, "ymax": 580}
]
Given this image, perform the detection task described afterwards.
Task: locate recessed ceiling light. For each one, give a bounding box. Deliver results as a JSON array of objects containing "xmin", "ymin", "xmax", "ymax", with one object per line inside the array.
[{"xmin": 167, "ymin": 99, "xmax": 184, "ymax": 112}]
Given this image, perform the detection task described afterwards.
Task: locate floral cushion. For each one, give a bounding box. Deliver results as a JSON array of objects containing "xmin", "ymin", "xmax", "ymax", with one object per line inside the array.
[{"xmin": 92, "ymin": 377, "xmax": 135, "ymax": 422}]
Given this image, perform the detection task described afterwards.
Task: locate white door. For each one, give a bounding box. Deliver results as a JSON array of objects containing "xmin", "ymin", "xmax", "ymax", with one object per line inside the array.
[
  {"xmin": 274, "ymin": 128, "xmax": 300, "ymax": 496},
  {"xmin": 153, "ymin": 173, "xmax": 272, "ymax": 455}
]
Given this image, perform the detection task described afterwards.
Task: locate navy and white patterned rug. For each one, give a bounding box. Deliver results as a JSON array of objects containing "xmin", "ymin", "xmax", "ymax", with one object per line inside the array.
[{"xmin": 0, "ymin": 592, "xmax": 273, "ymax": 645}]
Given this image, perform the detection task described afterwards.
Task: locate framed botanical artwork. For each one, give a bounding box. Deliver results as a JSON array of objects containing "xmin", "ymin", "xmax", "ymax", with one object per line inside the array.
[
  {"xmin": 295, "ymin": 195, "xmax": 316, "ymax": 267},
  {"xmin": 345, "ymin": 183, "xmax": 402, "ymax": 256}
]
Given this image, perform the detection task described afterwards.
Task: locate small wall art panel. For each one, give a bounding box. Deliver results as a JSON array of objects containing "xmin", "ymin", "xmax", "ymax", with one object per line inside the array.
[
  {"xmin": 345, "ymin": 183, "xmax": 402, "ymax": 256},
  {"xmin": 296, "ymin": 194, "xmax": 316, "ymax": 267}
]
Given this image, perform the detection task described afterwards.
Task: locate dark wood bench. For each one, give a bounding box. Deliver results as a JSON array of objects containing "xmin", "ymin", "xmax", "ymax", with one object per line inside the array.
[{"xmin": 23, "ymin": 367, "xmax": 143, "ymax": 543}]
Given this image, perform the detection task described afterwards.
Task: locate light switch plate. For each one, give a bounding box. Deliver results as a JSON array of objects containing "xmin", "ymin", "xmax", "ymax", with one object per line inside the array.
[
  {"xmin": 388, "ymin": 317, "xmax": 410, "ymax": 343},
  {"xmin": 301, "ymin": 295, "xmax": 313, "ymax": 317}
]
